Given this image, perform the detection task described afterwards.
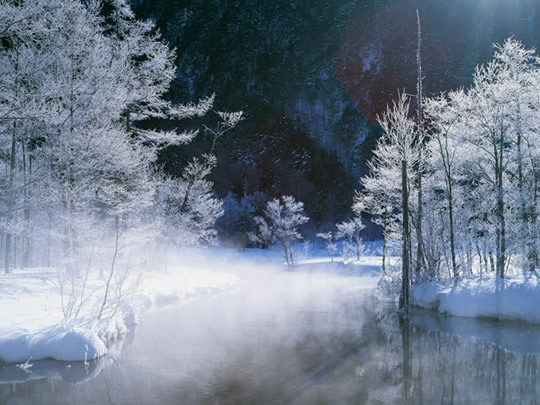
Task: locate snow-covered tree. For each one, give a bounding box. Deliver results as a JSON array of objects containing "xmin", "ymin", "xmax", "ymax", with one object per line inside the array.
[
  {"xmin": 157, "ymin": 155, "xmax": 223, "ymax": 247},
  {"xmin": 316, "ymin": 232, "xmax": 338, "ymax": 262},
  {"xmin": 0, "ymin": 0, "xmax": 242, "ymax": 270},
  {"xmin": 423, "ymin": 38, "xmax": 540, "ymax": 278},
  {"xmin": 336, "ymin": 216, "xmax": 365, "ymax": 261},
  {"xmin": 361, "ymin": 91, "xmax": 424, "ymax": 311},
  {"xmin": 365, "ymin": 38, "xmax": 539, "ymax": 306},
  {"xmin": 249, "ymin": 196, "xmax": 309, "ymax": 266},
  {"xmin": 0, "ymin": 0, "xmax": 244, "ymax": 327}
]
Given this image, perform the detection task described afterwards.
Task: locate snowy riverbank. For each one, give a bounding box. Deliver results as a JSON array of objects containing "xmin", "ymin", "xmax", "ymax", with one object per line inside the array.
[
  {"xmin": 0, "ymin": 263, "xmax": 239, "ymax": 363},
  {"xmin": 0, "ymin": 246, "xmax": 383, "ymax": 364},
  {"xmin": 412, "ymin": 274, "xmax": 540, "ymax": 324}
]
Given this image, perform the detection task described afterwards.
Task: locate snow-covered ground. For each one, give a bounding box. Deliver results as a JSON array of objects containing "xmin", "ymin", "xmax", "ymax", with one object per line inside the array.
[
  {"xmin": 412, "ymin": 274, "xmax": 540, "ymax": 324},
  {"xmin": 8, "ymin": 242, "xmax": 540, "ymax": 368},
  {"xmin": 0, "ymin": 245, "xmax": 384, "ymax": 365},
  {"xmin": 0, "ymin": 260, "xmax": 239, "ymax": 364}
]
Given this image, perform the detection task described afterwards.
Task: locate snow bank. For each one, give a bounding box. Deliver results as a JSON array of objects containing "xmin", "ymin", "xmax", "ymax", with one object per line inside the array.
[
  {"xmin": 412, "ymin": 274, "xmax": 540, "ymax": 324},
  {"xmin": 0, "ymin": 263, "xmax": 239, "ymax": 363},
  {"xmin": 0, "ymin": 325, "xmax": 106, "ymax": 363},
  {"xmin": 0, "ymin": 247, "xmax": 374, "ymax": 364}
]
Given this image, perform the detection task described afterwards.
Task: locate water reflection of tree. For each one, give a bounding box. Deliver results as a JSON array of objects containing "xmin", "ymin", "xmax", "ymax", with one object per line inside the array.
[
  {"xmin": 496, "ymin": 347, "xmax": 507, "ymax": 404},
  {"xmin": 384, "ymin": 318, "xmax": 540, "ymax": 405},
  {"xmin": 400, "ymin": 317, "xmax": 411, "ymax": 404}
]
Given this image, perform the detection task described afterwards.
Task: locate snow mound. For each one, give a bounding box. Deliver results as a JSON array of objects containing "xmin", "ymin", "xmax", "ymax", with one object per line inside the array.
[
  {"xmin": 0, "ymin": 264, "xmax": 239, "ymax": 363},
  {"xmin": 0, "ymin": 325, "xmax": 106, "ymax": 362},
  {"xmin": 412, "ymin": 275, "xmax": 540, "ymax": 324}
]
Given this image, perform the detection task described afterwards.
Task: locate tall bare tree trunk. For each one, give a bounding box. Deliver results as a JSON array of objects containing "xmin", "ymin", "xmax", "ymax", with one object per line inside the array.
[
  {"xmin": 288, "ymin": 240, "xmax": 294, "ymax": 266},
  {"xmin": 495, "ymin": 140, "xmax": 506, "ymax": 278},
  {"xmin": 47, "ymin": 211, "xmax": 52, "ymax": 268},
  {"xmin": 381, "ymin": 208, "xmax": 388, "ymax": 275},
  {"xmin": 530, "ymin": 175, "xmax": 538, "ymax": 270},
  {"xmin": 22, "ymin": 144, "xmax": 32, "ymax": 268},
  {"xmin": 400, "ymin": 160, "xmax": 410, "ymax": 315},
  {"xmin": 527, "ymin": 141, "xmax": 538, "ymax": 271},
  {"xmin": 447, "ymin": 176, "xmax": 458, "ymax": 282},
  {"xmin": 5, "ymin": 55, "xmax": 19, "ymax": 274},
  {"xmin": 438, "ymin": 128, "xmax": 458, "ymax": 281},
  {"xmin": 5, "ymin": 127, "xmax": 16, "ymax": 274},
  {"xmin": 415, "ymin": 9, "xmax": 424, "ymax": 281}
]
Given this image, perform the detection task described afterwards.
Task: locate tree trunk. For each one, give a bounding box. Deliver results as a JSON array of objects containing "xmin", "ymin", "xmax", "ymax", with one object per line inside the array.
[
  {"xmin": 381, "ymin": 211, "xmax": 388, "ymax": 275},
  {"xmin": 415, "ymin": 9, "xmax": 424, "ymax": 281},
  {"xmin": 439, "ymin": 131, "xmax": 458, "ymax": 281},
  {"xmin": 528, "ymin": 155, "xmax": 538, "ymax": 271},
  {"xmin": 489, "ymin": 250, "xmax": 496, "ymax": 274},
  {"xmin": 280, "ymin": 239, "xmax": 290, "ymax": 266},
  {"xmin": 22, "ymin": 145, "xmax": 31, "ymax": 268},
  {"xmin": 447, "ymin": 177, "xmax": 458, "ymax": 282},
  {"xmin": 5, "ymin": 128, "xmax": 16, "ymax": 274},
  {"xmin": 416, "ymin": 163, "xmax": 423, "ymax": 281},
  {"xmin": 476, "ymin": 242, "xmax": 483, "ymax": 278},
  {"xmin": 495, "ymin": 142, "xmax": 506, "ymax": 278},
  {"xmin": 400, "ymin": 160, "xmax": 410, "ymax": 315},
  {"xmin": 5, "ymin": 54, "xmax": 19, "ymax": 274},
  {"xmin": 47, "ymin": 211, "xmax": 52, "ymax": 268},
  {"xmin": 288, "ymin": 240, "xmax": 294, "ymax": 266}
]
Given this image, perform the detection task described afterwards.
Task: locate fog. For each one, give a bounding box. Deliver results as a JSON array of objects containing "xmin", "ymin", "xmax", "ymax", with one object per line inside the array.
[
  {"xmin": 3, "ymin": 253, "xmax": 540, "ymax": 404},
  {"xmin": 1, "ymin": 254, "xmax": 379, "ymax": 403},
  {"xmin": 127, "ymin": 265, "xmax": 376, "ymax": 403}
]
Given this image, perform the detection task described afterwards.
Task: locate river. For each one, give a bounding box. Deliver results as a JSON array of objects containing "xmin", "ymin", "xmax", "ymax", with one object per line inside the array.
[{"xmin": 1, "ymin": 267, "xmax": 539, "ymax": 404}]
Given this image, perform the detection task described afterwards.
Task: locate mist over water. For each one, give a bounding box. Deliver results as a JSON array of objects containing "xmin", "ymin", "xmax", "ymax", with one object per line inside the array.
[{"xmin": 2, "ymin": 257, "xmax": 540, "ymax": 404}]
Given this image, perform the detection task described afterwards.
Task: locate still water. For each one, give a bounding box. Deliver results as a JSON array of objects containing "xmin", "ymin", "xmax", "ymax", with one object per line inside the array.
[{"xmin": 1, "ymin": 268, "xmax": 539, "ymax": 404}]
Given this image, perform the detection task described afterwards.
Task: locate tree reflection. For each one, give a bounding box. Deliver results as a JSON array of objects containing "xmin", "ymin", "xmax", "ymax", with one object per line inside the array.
[
  {"xmin": 400, "ymin": 316, "xmax": 411, "ymax": 405},
  {"xmin": 388, "ymin": 312, "xmax": 540, "ymax": 404}
]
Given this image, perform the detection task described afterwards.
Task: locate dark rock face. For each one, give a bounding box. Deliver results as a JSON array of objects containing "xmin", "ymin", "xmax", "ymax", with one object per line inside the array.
[
  {"xmin": 134, "ymin": 0, "xmax": 540, "ymax": 122},
  {"xmin": 133, "ymin": 0, "xmax": 540, "ymax": 231}
]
